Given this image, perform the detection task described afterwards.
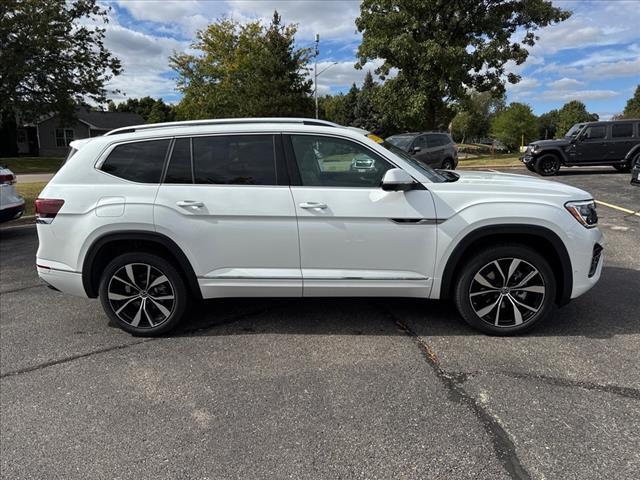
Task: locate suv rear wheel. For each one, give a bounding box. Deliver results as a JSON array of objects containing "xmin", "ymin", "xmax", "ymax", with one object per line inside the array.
[
  {"xmin": 99, "ymin": 252, "xmax": 188, "ymax": 336},
  {"xmin": 454, "ymin": 244, "xmax": 556, "ymax": 335},
  {"xmin": 535, "ymin": 153, "xmax": 560, "ymax": 176}
]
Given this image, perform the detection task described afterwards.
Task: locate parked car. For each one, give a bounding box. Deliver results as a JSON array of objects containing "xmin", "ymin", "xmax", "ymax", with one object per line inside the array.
[
  {"xmin": 36, "ymin": 118, "xmax": 602, "ymax": 337},
  {"xmin": 0, "ymin": 166, "xmax": 25, "ymax": 223},
  {"xmin": 385, "ymin": 132, "xmax": 458, "ymax": 170},
  {"xmin": 521, "ymin": 119, "xmax": 640, "ymax": 176}
]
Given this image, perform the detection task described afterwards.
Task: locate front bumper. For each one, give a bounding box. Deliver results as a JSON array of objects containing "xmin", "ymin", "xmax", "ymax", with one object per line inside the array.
[
  {"xmin": 570, "ymin": 228, "xmax": 604, "ymax": 299},
  {"xmin": 520, "ymin": 154, "xmax": 535, "ymax": 165}
]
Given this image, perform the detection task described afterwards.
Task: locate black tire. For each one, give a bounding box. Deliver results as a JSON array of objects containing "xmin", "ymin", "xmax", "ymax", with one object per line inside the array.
[
  {"xmin": 525, "ymin": 163, "xmax": 536, "ymax": 172},
  {"xmin": 99, "ymin": 252, "xmax": 188, "ymax": 336},
  {"xmin": 441, "ymin": 158, "xmax": 455, "ymax": 170},
  {"xmin": 535, "ymin": 153, "xmax": 560, "ymax": 176},
  {"xmin": 454, "ymin": 244, "xmax": 556, "ymax": 336}
]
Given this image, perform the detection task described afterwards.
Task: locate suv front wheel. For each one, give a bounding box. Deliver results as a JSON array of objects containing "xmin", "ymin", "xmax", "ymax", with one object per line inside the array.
[
  {"xmin": 535, "ymin": 153, "xmax": 561, "ymax": 176},
  {"xmin": 454, "ymin": 245, "xmax": 556, "ymax": 335},
  {"xmin": 99, "ymin": 252, "xmax": 188, "ymax": 336}
]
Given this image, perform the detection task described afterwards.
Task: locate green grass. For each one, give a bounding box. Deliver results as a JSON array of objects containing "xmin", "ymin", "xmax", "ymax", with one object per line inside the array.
[
  {"xmin": 16, "ymin": 181, "xmax": 47, "ymax": 216},
  {"xmin": 0, "ymin": 157, "xmax": 63, "ymax": 174},
  {"xmin": 458, "ymin": 155, "xmax": 521, "ymax": 167}
]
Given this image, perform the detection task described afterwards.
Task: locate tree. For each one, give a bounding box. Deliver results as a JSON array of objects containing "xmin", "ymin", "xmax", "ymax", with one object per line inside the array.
[
  {"xmin": 355, "ymin": 0, "xmax": 570, "ymax": 131},
  {"xmin": 621, "ymin": 85, "xmax": 640, "ymax": 119},
  {"xmin": 171, "ymin": 11, "xmax": 313, "ymax": 120},
  {"xmin": 353, "ymin": 71, "xmax": 379, "ymax": 130},
  {"xmin": 107, "ymin": 97, "xmax": 176, "ymax": 123},
  {"xmin": 0, "ymin": 0, "xmax": 121, "ymax": 156},
  {"xmin": 537, "ymin": 109, "xmax": 559, "ymax": 139},
  {"xmin": 491, "ymin": 102, "xmax": 538, "ymax": 151},
  {"xmin": 450, "ymin": 90, "xmax": 506, "ymax": 142},
  {"xmin": 555, "ymin": 100, "xmax": 598, "ymax": 138}
]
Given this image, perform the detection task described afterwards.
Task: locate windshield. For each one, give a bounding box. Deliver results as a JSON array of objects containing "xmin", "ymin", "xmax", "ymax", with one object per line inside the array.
[
  {"xmin": 386, "ymin": 135, "xmax": 414, "ymax": 150},
  {"xmin": 381, "ymin": 141, "xmax": 446, "ymax": 183},
  {"xmin": 565, "ymin": 123, "xmax": 585, "ymax": 138}
]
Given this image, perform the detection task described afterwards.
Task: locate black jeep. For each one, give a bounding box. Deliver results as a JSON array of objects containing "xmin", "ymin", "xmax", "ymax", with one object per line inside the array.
[{"xmin": 521, "ymin": 120, "xmax": 640, "ymax": 176}]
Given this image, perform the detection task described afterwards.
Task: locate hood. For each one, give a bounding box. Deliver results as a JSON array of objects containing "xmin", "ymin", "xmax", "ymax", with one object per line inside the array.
[
  {"xmin": 529, "ymin": 138, "xmax": 570, "ymax": 148},
  {"xmin": 428, "ymin": 169, "xmax": 592, "ymax": 210}
]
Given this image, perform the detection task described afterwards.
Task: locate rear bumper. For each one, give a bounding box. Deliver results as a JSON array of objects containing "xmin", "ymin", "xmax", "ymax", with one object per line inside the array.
[
  {"xmin": 36, "ymin": 264, "xmax": 87, "ymax": 297},
  {"xmin": 0, "ymin": 201, "xmax": 25, "ymax": 222}
]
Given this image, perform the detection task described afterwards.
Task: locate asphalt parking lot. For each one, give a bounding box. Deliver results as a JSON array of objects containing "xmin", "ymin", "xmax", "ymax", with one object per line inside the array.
[{"xmin": 1, "ymin": 167, "xmax": 639, "ymax": 479}]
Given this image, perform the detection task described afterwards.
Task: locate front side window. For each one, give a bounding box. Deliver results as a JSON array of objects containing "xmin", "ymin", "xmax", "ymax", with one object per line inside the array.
[
  {"xmin": 101, "ymin": 139, "xmax": 170, "ymax": 183},
  {"xmin": 192, "ymin": 135, "xmax": 277, "ymax": 185},
  {"xmin": 290, "ymin": 135, "xmax": 392, "ymax": 188},
  {"xmin": 582, "ymin": 125, "xmax": 606, "ymax": 140},
  {"xmin": 413, "ymin": 135, "xmax": 428, "ymax": 149},
  {"xmin": 611, "ymin": 123, "xmax": 633, "ymax": 138},
  {"xmin": 565, "ymin": 124, "xmax": 584, "ymax": 138},
  {"xmin": 55, "ymin": 128, "xmax": 74, "ymax": 147}
]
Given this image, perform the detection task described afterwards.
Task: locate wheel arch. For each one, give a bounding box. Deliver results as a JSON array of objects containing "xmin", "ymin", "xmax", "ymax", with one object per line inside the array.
[
  {"xmin": 536, "ymin": 148, "xmax": 567, "ymax": 164},
  {"xmin": 624, "ymin": 144, "xmax": 640, "ymax": 162},
  {"xmin": 440, "ymin": 224, "xmax": 572, "ymax": 306},
  {"xmin": 82, "ymin": 231, "xmax": 201, "ymax": 300}
]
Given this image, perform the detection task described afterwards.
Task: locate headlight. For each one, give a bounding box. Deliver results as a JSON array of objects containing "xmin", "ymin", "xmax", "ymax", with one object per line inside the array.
[
  {"xmin": 565, "ymin": 200, "xmax": 598, "ymax": 228},
  {"xmin": 530, "ymin": 144, "xmax": 539, "ymax": 153}
]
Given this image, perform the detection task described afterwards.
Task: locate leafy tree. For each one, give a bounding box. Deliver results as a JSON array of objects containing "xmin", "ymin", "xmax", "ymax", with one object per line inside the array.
[
  {"xmin": 343, "ymin": 83, "xmax": 360, "ymax": 126},
  {"xmin": 0, "ymin": 0, "xmax": 122, "ymax": 156},
  {"xmin": 355, "ymin": 0, "xmax": 570, "ymax": 131},
  {"xmin": 450, "ymin": 111, "xmax": 474, "ymax": 144},
  {"xmin": 171, "ymin": 11, "xmax": 313, "ymax": 120},
  {"xmin": 353, "ymin": 71, "xmax": 379, "ymax": 130},
  {"xmin": 450, "ymin": 90, "xmax": 506, "ymax": 142},
  {"xmin": 621, "ymin": 85, "xmax": 640, "ymax": 119},
  {"xmin": 537, "ymin": 109, "xmax": 559, "ymax": 139},
  {"xmin": 555, "ymin": 100, "xmax": 598, "ymax": 138},
  {"xmin": 491, "ymin": 102, "xmax": 538, "ymax": 151},
  {"xmin": 107, "ymin": 97, "xmax": 176, "ymax": 123}
]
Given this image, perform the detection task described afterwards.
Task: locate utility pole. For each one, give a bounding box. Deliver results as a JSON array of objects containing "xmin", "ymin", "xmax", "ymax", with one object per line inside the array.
[{"xmin": 314, "ymin": 33, "xmax": 319, "ymax": 119}]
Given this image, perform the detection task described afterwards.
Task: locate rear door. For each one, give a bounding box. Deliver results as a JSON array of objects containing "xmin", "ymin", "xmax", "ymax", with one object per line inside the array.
[
  {"xmin": 609, "ymin": 122, "xmax": 636, "ymax": 161},
  {"xmin": 154, "ymin": 133, "xmax": 301, "ymax": 298},
  {"xmin": 286, "ymin": 133, "xmax": 438, "ymax": 298}
]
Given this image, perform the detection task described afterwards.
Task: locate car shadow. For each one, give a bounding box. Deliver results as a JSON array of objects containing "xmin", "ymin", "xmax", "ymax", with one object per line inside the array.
[{"xmin": 175, "ymin": 266, "xmax": 640, "ymax": 340}]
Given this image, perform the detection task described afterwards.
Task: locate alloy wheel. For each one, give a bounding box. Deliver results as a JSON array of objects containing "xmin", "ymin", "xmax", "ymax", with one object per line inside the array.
[
  {"xmin": 541, "ymin": 156, "xmax": 558, "ymax": 175},
  {"xmin": 107, "ymin": 263, "xmax": 175, "ymax": 329},
  {"xmin": 468, "ymin": 257, "xmax": 545, "ymax": 328}
]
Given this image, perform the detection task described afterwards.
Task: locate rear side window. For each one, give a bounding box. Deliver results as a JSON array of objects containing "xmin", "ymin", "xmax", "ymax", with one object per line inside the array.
[
  {"xmin": 192, "ymin": 135, "xmax": 276, "ymax": 185},
  {"xmin": 612, "ymin": 123, "xmax": 634, "ymax": 138},
  {"xmin": 439, "ymin": 134, "xmax": 452, "ymax": 146},
  {"xmin": 165, "ymin": 138, "xmax": 193, "ymax": 184},
  {"xmin": 101, "ymin": 139, "xmax": 170, "ymax": 183}
]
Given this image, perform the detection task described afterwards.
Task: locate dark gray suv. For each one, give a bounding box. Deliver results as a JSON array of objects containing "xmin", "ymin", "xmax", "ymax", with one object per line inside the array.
[
  {"xmin": 521, "ymin": 120, "xmax": 640, "ymax": 176},
  {"xmin": 386, "ymin": 132, "xmax": 458, "ymax": 170}
]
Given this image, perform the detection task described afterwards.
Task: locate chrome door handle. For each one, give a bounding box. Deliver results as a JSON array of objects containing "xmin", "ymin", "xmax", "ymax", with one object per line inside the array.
[
  {"xmin": 299, "ymin": 202, "xmax": 327, "ymax": 209},
  {"xmin": 176, "ymin": 200, "xmax": 204, "ymax": 208}
]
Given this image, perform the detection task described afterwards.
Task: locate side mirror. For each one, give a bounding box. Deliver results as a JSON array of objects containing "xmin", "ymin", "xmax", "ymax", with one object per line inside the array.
[
  {"xmin": 381, "ymin": 168, "xmax": 417, "ymax": 192},
  {"xmin": 411, "ymin": 146, "xmax": 421, "ymax": 153}
]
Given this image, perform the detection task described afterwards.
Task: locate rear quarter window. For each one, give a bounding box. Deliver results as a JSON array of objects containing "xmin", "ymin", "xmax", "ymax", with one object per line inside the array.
[
  {"xmin": 101, "ymin": 139, "xmax": 170, "ymax": 183},
  {"xmin": 611, "ymin": 123, "xmax": 634, "ymax": 138}
]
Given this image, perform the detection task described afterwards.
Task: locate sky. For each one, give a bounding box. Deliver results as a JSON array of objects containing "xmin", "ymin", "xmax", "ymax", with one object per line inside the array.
[{"xmin": 99, "ymin": 0, "xmax": 640, "ymax": 120}]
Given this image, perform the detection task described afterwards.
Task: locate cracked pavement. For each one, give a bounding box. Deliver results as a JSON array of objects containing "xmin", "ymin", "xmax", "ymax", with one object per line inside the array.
[{"xmin": 1, "ymin": 167, "xmax": 639, "ymax": 479}]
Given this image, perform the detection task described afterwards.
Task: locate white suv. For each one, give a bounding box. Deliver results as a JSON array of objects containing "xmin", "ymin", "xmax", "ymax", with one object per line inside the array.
[{"xmin": 36, "ymin": 118, "xmax": 603, "ymax": 336}]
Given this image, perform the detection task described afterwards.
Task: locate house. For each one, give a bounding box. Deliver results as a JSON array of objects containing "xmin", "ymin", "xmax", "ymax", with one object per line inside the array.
[{"xmin": 17, "ymin": 107, "xmax": 144, "ymax": 157}]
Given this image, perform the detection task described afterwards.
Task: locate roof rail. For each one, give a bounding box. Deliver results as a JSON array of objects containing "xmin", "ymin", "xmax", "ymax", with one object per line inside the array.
[{"xmin": 104, "ymin": 117, "xmax": 340, "ymax": 136}]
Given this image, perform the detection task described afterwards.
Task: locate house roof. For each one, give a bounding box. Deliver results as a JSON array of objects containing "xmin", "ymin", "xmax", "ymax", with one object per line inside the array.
[
  {"xmin": 35, "ymin": 107, "xmax": 144, "ymax": 131},
  {"xmin": 76, "ymin": 107, "xmax": 144, "ymax": 130}
]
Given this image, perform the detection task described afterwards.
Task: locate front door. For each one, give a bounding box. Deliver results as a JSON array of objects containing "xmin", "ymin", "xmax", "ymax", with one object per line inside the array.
[
  {"xmin": 573, "ymin": 124, "xmax": 609, "ymax": 163},
  {"xmin": 154, "ymin": 134, "xmax": 301, "ymax": 298},
  {"xmin": 286, "ymin": 134, "xmax": 438, "ymax": 297}
]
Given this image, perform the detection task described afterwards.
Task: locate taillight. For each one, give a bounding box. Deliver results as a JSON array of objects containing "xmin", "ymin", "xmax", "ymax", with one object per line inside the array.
[
  {"xmin": 0, "ymin": 173, "xmax": 15, "ymax": 184},
  {"xmin": 35, "ymin": 198, "xmax": 65, "ymax": 224}
]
